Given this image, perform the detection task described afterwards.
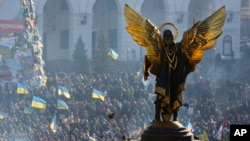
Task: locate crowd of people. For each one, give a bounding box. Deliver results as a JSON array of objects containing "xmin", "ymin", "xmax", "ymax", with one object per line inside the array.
[{"xmin": 0, "ymin": 68, "xmax": 249, "ymax": 141}]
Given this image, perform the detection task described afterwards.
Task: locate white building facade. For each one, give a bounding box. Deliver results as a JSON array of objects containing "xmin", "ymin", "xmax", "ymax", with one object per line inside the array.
[{"xmin": 33, "ymin": 0, "xmax": 242, "ymax": 62}]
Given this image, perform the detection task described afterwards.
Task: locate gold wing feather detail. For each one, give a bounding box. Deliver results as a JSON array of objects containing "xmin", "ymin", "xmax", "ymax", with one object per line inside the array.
[
  {"xmin": 180, "ymin": 6, "xmax": 227, "ymax": 71},
  {"xmin": 124, "ymin": 4, "xmax": 162, "ymax": 64}
]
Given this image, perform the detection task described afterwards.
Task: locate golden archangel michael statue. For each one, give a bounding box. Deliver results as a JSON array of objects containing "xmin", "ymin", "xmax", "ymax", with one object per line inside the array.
[{"xmin": 124, "ymin": 4, "xmax": 226, "ymax": 122}]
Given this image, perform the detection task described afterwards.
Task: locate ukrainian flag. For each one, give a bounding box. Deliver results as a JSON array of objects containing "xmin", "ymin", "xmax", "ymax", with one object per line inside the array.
[
  {"xmin": 50, "ymin": 113, "xmax": 57, "ymax": 133},
  {"xmin": 186, "ymin": 120, "xmax": 193, "ymax": 133},
  {"xmin": 31, "ymin": 96, "xmax": 46, "ymax": 109},
  {"xmin": 0, "ymin": 111, "xmax": 8, "ymax": 120},
  {"xmin": 23, "ymin": 106, "xmax": 33, "ymax": 114},
  {"xmin": 16, "ymin": 82, "xmax": 29, "ymax": 94},
  {"xmin": 201, "ymin": 130, "xmax": 209, "ymax": 141},
  {"xmin": 143, "ymin": 123, "xmax": 148, "ymax": 130},
  {"xmin": 57, "ymin": 99, "xmax": 69, "ymax": 110},
  {"xmin": 92, "ymin": 88, "xmax": 105, "ymax": 101},
  {"xmin": 58, "ymin": 85, "xmax": 70, "ymax": 99},
  {"xmin": 22, "ymin": 0, "xmax": 30, "ymax": 6},
  {"xmin": 88, "ymin": 136, "xmax": 97, "ymax": 141},
  {"xmin": 214, "ymin": 125, "xmax": 222, "ymax": 140},
  {"xmin": 108, "ymin": 48, "xmax": 118, "ymax": 60}
]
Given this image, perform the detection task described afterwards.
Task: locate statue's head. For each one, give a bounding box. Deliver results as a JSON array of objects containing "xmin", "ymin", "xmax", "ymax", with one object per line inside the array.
[{"xmin": 163, "ymin": 30, "xmax": 174, "ymax": 45}]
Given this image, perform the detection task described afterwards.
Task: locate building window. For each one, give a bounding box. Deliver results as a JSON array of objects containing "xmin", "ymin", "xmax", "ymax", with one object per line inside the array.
[
  {"xmin": 60, "ymin": 0, "xmax": 69, "ymax": 11},
  {"xmin": 60, "ymin": 30, "xmax": 69, "ymax": 49},
  {"xmin": 108, "ymin": 29, "xmax": 117, "ymax": 49},
  {"xmin": 108, "ymin": 0, "xmax": 117, "ymax": 10},
  {"xmin": 154, "ymin": 0, "xmax": 164, "ymax": 9},
  {"xmin": 92, "ymin": 31, "xmax": 97, "ymax": 49},
  {"xmin": 223, "ymin": 35, "xmax": 232, "ymax": 56}
]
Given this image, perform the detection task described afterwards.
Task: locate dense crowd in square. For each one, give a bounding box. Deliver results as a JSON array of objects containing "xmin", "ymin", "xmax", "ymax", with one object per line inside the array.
[{"xmin": 0, "ymin": 69, "xmax": 249, "ymax": 141}]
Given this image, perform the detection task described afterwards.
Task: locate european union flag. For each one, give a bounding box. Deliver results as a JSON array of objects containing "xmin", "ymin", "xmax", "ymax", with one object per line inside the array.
[
  {"xmin": 58, "ymin": 85, "xmax": 70, "ymax": 99},
  {"xmin": 31, "ymin": 96, "xmax": 46, "ymax": 109},
  {"xmin": 57, "ymin": 99, "xmax": 69, "ymax": 110},
  {"xmin": 16, "ymin": 82, "xmax": 29, "ymax": 94},
  {"xmin": 92, "ymin": 88, "xmax": 105, "ymax": 101}
]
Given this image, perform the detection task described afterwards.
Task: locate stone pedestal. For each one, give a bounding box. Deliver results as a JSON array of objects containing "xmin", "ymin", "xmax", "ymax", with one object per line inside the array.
[{"xmin": 140, "ymin": 121, "xmax": 195, "ymax": 141}]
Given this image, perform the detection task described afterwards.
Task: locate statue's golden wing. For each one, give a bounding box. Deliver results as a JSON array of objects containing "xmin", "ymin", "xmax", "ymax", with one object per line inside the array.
[
  {"xmin": 180, "ymin": 6, "xmax": 227, "ymax": 71},
  {"xmin": 124, "ymin": 4, "xmax": 162, "ymax": 64}
]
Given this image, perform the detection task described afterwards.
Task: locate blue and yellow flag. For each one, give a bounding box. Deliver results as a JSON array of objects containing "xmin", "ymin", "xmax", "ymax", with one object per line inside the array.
[
  {"xmin": 92, "ymin": 88, "xmax": 105, "ymax": 101},
  {"xmin": 57, "ymin": 99, "xmax": 69, "ymax": 110},
  {"xmin": 108, "ymin": 48, "xmax": 118, "ymax": 60},
  {"xmin": 0, "ymin": 111, "xmax": 8, "ymax": 120},
  {"xmin": 136, "ymin": 69, "xmax": 141, "ymax": 77},
  {"xmin": 186, "ymin": 120, "xmax": 193, "ymax": 133},
  {"xmin": 22, "ymin": 0, "xmax": 30, "ymax": 6},
  {"xmin": 23, "ymin": 106, "xmax": 33, "ymax": 114},
  {"xmin": 88, "ymin": 136, "xmax": 97, "ymax": 141},
  {"xmin": 214, "ymin": 125, "xmax": 222, "ymax": 140},
  {"xmin": 31, "ymin": 96, "xmax": 46, "ymax": 109},
  {"xmin": 50, "ymin": 113, "xmax": 57, "ymax": 133},
  {"xmin": 58, "ymin": 85, "xmax": 70, "ymax": 99},
  {"xmin": 201, "ymin": 130, "xmax": 209, "ymax": 141},
  {"xmin": 143, "ymin": 122, "xmax": 148, "ymax": 130},
  {"xmin": 16, "ymin": 82, "xmax": 29, "ymax": 94}
]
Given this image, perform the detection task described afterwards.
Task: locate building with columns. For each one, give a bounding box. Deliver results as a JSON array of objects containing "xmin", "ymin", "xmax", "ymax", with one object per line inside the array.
[{"xmin": 32, "ymin": 0, "xmax": 246, "ymax": 63}]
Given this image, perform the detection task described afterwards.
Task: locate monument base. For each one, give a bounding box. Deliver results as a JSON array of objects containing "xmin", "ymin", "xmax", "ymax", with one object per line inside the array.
[{"xmin": 140, "ymin": 121, "xmax": 195, "ymax": 141}]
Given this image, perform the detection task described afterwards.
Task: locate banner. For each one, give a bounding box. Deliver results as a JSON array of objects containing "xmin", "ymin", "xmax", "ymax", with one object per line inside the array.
[
  {"xmin": 0, "ymin": 20, "xmax": 25, "ymax": 33},
  {"xmin": 0, "ymin": 63, "xmax": 12, "ymax": 81},
  {"xmin": 0, "ymin": 37, "xmax": 18, "ymax": 47}
]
